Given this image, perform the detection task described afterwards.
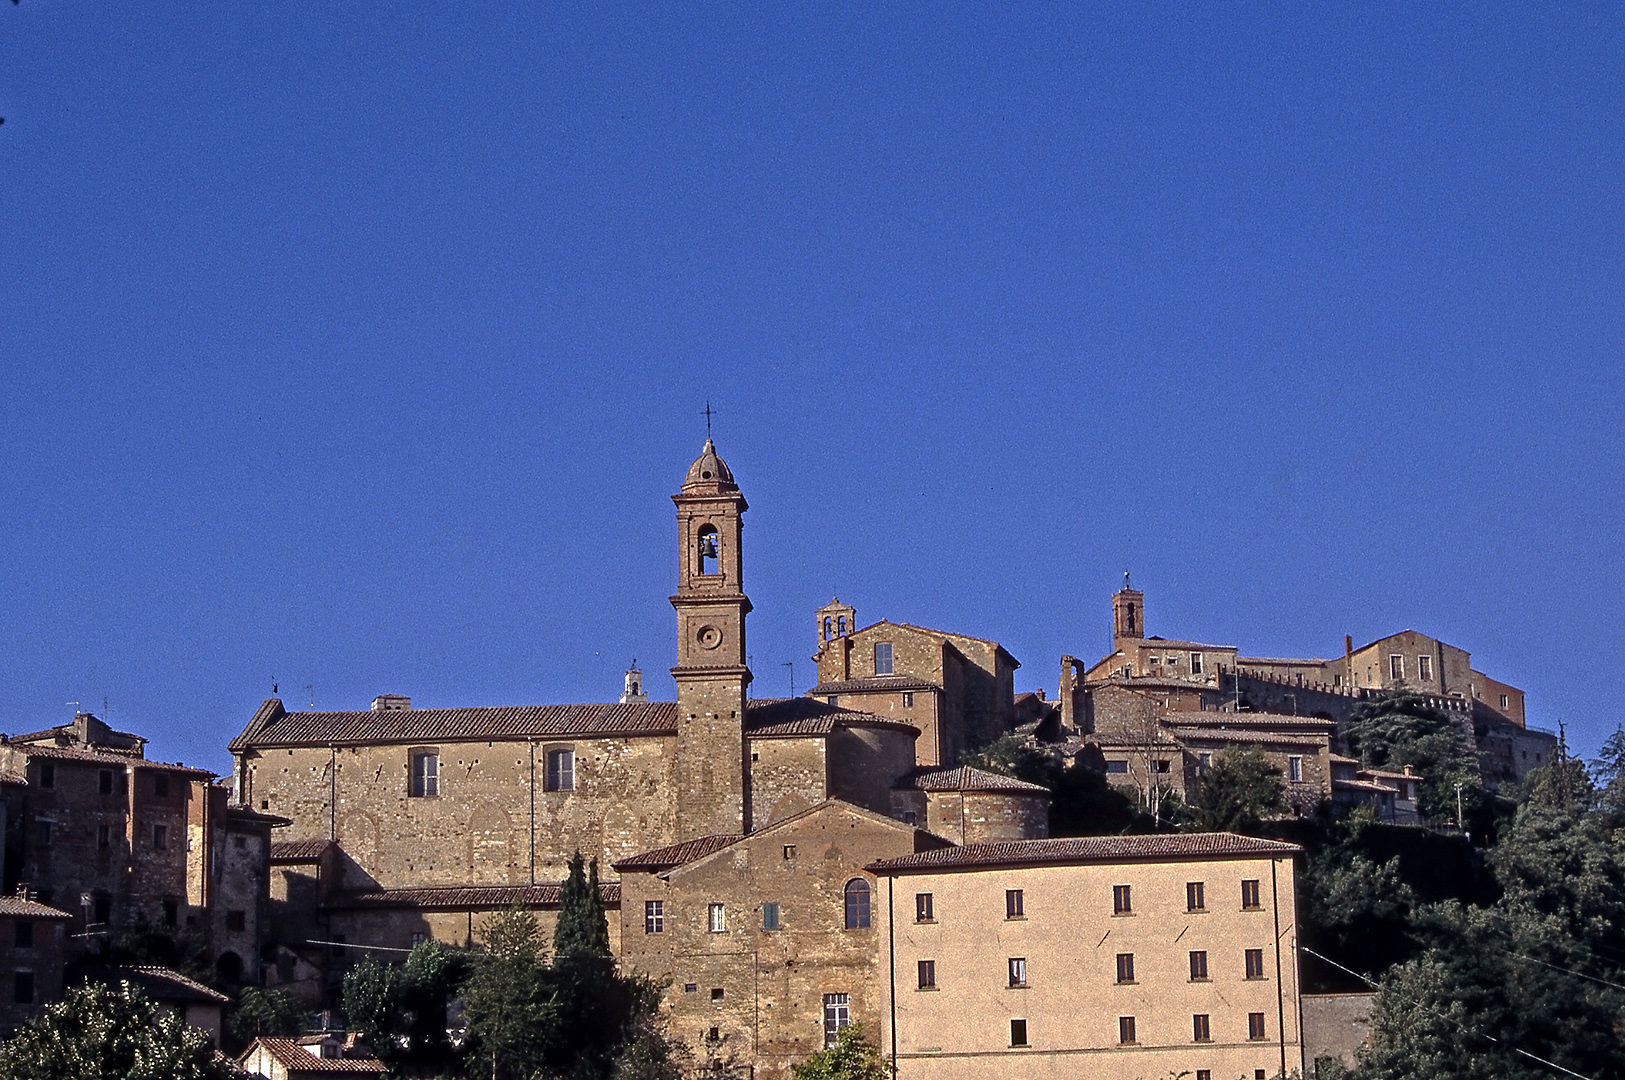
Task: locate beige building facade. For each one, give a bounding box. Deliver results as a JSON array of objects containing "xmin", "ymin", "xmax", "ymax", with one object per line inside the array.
[{"xmin": 869, "ymin": 834, "xmax": 1305, "ymax": 1080}]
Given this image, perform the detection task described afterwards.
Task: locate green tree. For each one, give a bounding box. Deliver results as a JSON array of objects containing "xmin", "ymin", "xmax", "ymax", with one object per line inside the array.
[
  {"xmin": 790, "ymin": 1023, "xmax": 889, "ymax": 1080},
  {"xmin": 964, "ymin": 735, "xmax": 1153, "ymax": 836},
  {"xmin": 0, "ymin": 980, "xmax": 236, "ymax": 1080},
  {"xmin": 1344, "ymin": 694, "xmax": 1481, "ymax": 822},
  {"xmin": 342, "ymin": 940, "xmax": 471, "ymax": 1074},
  {"xmin": 611, "ymin": 1012, "xmax": 690, "ymax": 1080},
  {"xmin": 1187, "ymin": 746, "xmax": 1285, "ymax": 833},
  {"xmin": 224, "ymin": 984, "xmax": 304, "ymax": 1055},
  {"xmin": 461, "ymin": 908, "xmax": 560, "ymax": 1080}
]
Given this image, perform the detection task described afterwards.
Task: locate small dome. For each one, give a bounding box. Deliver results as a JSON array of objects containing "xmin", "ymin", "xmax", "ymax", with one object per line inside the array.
[{"xmin": 683, "ymin": 438, "xmax": 738, "ymax": 491}]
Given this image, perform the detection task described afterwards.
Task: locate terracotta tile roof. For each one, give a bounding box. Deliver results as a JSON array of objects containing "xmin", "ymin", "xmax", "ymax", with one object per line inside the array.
[
  {"xmin": 1170, "ymin": 731, "xmax": 1333, "ymax": 750},
  {"xmin": 0, "ymin": 896, "xmax": 70, "ymax": 918},
  {"xmin": 895, "ymin": 766, "xmax": 1051, "ymax": 796},
  {"xmin": 241, "ymin": 1038, "xmax": 387, "ymax": 1074},
  {"xmin": 1329, "ymin": 754, "xmax": 1361, "ymax": 764},
  {"xmin": 0, "ymin": 770, "xmax": 25, "ymax": 786},
  {"xmin": 0, "ymin": 742, "xmax": 214, "ymax": 776},
  {"xmin": 743, "ymin": 698, "xmax": 918, "ymax": 738},
  {"xmin": 809, "ymin": 678, "xmax": 940, "ymax": 696},
  {"xmin": 1163, "ymin": 711, "xmax": 1335, "ymax": 729},
  {"xmin": 1334, "ymin": 778, "xmax": 1395, "ymax": 795},
  {"xmin": 325, "ymin": 882, "xmax": 620, "ymax": 910},
  {"xmin": 122, "ymin": 966, "xmax": 231, "ymax": 1005},
  {"xmin": 612, "ymin": 834, "xmax": 744, "ymax": 872},
  {"xmin": 867, "ymin": 833, "xmax": 1301, "ymax": 873},
  {"xmin": 270, "ymin": 839, "xmax": 336, "ymax": 862},
  {"xmin": 1236, "ymin": 656, "xmax": 1331, "ymax": 666},
  {"xmin": 230, "ymin": 699, "xmax": 679, "ymax": 750}
]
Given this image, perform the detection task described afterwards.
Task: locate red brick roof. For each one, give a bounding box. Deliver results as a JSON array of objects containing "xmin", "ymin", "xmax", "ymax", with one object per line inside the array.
[
  {"xmin": 612, "ymin": 834, "xmax": 744, "ymax": 872},
  {"xmin": 743, "ymin": 698, "xmax": 918, "ymax": 738},
  {"xmin": 122, "ymin": 966, "xmax": 231, "ymax": 1005},
  {"xmin": 867, "ymin": 833, "xmax": 1301, "ymax": 873},
  {"xmin": 1, "ymin": 742, "xmax": 214, "ymax": 776},
  {"xmin": 0, "ymin": 896, "xmax": 70, "ymax": 918},
  {"xmin": 230, "ymin": 699, "xmax": 679, "ymax": 750},
  {"xmin": 241, "ymin": 1038, "xmax": 387, "ymax": 1074},
  {"xmin": 809, "ymin": 677, "xmax": 940, "ymax": 696},
  {"xmin": 896, "ymin": 766, "xmax": 1051, "ymax": 796},
  {"xmin": 270, "ymin": 839, "xmax": 336, "ymax": 862},
  {"xmin": 326, "ymin": 882, "xmax": 620, "ymax": 910}
]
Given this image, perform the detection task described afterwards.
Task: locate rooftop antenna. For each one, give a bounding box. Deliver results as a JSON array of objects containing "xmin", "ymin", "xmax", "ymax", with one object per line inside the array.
[
  {"xmin": 783, "ymin": 661, "xmax": 795, "ymax": 698},
  {"xmin": 67, "ymin": 701, "xmax": 80, "ymax": 719},
  {"xmin": 305, "ymin": 684, "xmax": 315, "ymax": 709}
]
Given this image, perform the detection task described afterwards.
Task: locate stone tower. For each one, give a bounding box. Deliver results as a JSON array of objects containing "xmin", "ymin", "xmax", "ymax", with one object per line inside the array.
[
  {"xmin": 671, "ymin": 439, "xmax": 753, "ymax": 837},
  {"xmin": 1112, "ymin": 576, "xmax": 1144, "ymax": 644},
  {"xmin": 814, "ymin": 597, "xmax": 856, "ymax": 655}
]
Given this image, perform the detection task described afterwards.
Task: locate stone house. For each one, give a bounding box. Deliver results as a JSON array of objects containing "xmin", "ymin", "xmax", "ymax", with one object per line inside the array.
[
  {"xmin": 811, "ymin": 601, "xmax": 1020, "ymax": 766},
  {"xmin": 889, "ymin": 766, "xmax": 1051, "ymax": 844},
  {"xmin": 868, "ymin": 833, "xmax": 1306, "ymax": 1080},
  {"xmin": 239, "ymin": 1035, "xmax": 386, "ymax": 1079},
  {"xmin": 0, "ymin": 892, "xmax": 70, "ymax": 1035}
]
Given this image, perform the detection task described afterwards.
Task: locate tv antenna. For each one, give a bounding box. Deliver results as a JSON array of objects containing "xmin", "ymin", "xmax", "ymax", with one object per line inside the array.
[
  {"xmin": 305, "ymin": 684, "xmax": 315, "ymax": 708},
  {"xmin": 783, "ymin": 661, "xmax": 795, "ymax": 698}
]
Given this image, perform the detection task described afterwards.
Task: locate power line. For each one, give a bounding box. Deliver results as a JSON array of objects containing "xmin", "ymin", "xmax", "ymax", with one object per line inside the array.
[{"xmin": 1297, "ymin": 946, "xmax": 1596, "ymax": 1080}]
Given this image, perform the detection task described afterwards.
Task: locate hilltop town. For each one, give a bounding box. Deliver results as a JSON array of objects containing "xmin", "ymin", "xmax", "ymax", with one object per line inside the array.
[{"xmin": 0, "ymin": 443, "xmax": 1564, "ymax": 1078}]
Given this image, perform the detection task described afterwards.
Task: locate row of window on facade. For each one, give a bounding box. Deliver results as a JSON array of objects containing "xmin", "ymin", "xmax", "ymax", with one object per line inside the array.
[
  {"xmin": 31, "ymin": 819, "xmax": 183, "ymax": 853},
  {"xmin": 1146, "ymin": 652, "xmax": 1206, "ymax": 674},
  {"xmin": 407, "ymin": 748, "xmax": 575, "ymax": 798},
  {"xmin": 691, "ymin": 990, "xmax": 853, "ymax": 1050},
  {"xmin": 961, "ymin": 880, "xmax": 1263, "ymax": 920},
  {"xmin": 31, "ymin": 763, "xmax": 173, "ymax": 797},
  {"xmin": 1001, "ymin": 1013, "xmax": 1271, "ymax": 1051},
  {"xmin": 914, "ymin": 948, "xmax": 1268, "ymax": 991},
  {"xmin": 1108, "ymin": 753, "xmax": 1309, "ymax": 783},
  {"xmin": 645, "ymin": 880, "xmax": 874, "ymax": 935}
]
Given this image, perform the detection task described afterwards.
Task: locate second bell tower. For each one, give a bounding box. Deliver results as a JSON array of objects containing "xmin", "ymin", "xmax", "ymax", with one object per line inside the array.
[{"xmin": 670, "ymin": 439, "xmax": 753, "ymax": 837}]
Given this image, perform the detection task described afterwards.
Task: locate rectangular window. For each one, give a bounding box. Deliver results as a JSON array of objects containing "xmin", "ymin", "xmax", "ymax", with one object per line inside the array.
[
  {"xmin": 1248, "ymin": 1012, "xmax": 1267, "ymax": 1040},
  {"xmin": 1189, "ymin": 950, "xmax": 1209, "ymax": 980},
  {"xmin": 1418, "ymin": 654, "xmax": 1433, "ymax": 681},
  {"xmin": 35, "ymin": 821, "xmax": 50, "ymax": 847},
  {"xmin": 163, "ymin": 898, "xmax": 178, "ymax": 927},
  {"xmin": 153, "ymin": 824, "xmax": 168, "ymax": 850},
  {"xmin": 1105, "ymin": 760, "xmax": 1129, "ymax": 774},
  {"xmin": 1115, "ymin": 953, "xmax": 1134, "ymax": 983},
  {"xmin": 233, "ymin": 835, "xmax": 247, "ymax": 850},
  {"xmin": 874, "ymin": 642, "xmax": 894, "ymax": 675},
  {"xmin": 410, "ymin": 932, "xmax": 427, "ymax": 947},
  {"xmin": 762, "ymin": 902, "xmax": 781, "ymax": 931},
  {"xmin": 707, "ymin": 903, "xmax": 726, "ymax": 933},
  {"xmin": 917, "ymin": 960, "xmax": 936, "ymax": 989},
  {"xmin": 545, "ymin": 749, "xmax": 574, "ymax": 792},
  {"xmin": 823, "ymin": 993, "xmax": 850, "ymax": 1047},
  {"xmin": 1197, "ymin": 1072, "xmax": 1212, "ymax": 1080},
  {"xmin": 1113, "ymin": 884, "xmax": 1132, "ymax": 914},
  {"xmin": 1198, "ymin": 751, "xmax": 1212, "ymax": 770},
  {"xmin": 39, "ymin": 763, "xmax": 54, "ymax": 790},
  {"xmin": 97, "ymin": 824, "xmax": 110, "ymax": 848},
  {"xmin": 1009, "ymin": 1018, "xmax": 1028, "ymax": 1047},
  {"xmin": 226, "ymin": 910, "xmax": 246, "ymax": 932},
  {"xmin": 410, "ymin": 753, "xmax": 438, "ymax": 797},
  {"xmin": 782, "ymin": 844, "xmax": 796, "ymax": 860},
  {"xmin": 1241, "ymin": 879, "xmax": 1262, "ymax": 909},
  {"xmin": 903, "ymin": 811, "xmax": 917, "ymax": 825},
  {"xmin": 1154, "ymin": 759, "xmax": 1171, "ymax": 773},
  {"xmin": 827, "ymin": 695, "xmax": 839, "ymax": 706},
  {"xmin": 1501, "ymin": 694, "xmax": 1510, "ymax": 709},
  {"xmin": 1245, "ymin": 948, "xmax": 1266, "ymax": 979},
  {"xmin": 99, "ymin": 770, "xmax": 113, "ymax": 795},
  {"xmin": 644, "ymin": 900, "xmax": 664, "ymax": 934},
  {"xmin": 711, "ymin": 988, "xmax": 724, "ymax": 1001},
  {"xmin": 1190, "ymin": 652, "xmax": 1204, "ymax": 674},
  {"xmin": 902, "ymin": 692, "xmax": 914, "ymax": 708},
  {"xmin": 1186, "ymin": 881, "xmax": 1205, "ymax": 911},
  {"xmin": 915, "ymin": 893, "xmax": 934, "ymax": 922},
  {"xmin": 1193, "ymin": 1013, "xmax": 1211, "ymax": 1042},
  {"xmin": 1390, "ymin": 654, "xmax": 1404, "ymax": 680},
  {"xmin": 1288, "ymin": 756, "xmax": 1303, "ymax": 782},
  {"xmin": 154, "ymin": 774, "xmax": 169, "ymax": 797},
  {"xmin": 1005, "ymin": 889, "xmax": 1024, "ymax": 918},
  {"xmin": 13, "ymin": 921, "xmax": 32, "ymax": 949},
  {"xmin": 1008, "ymin": 957, "xmax": 1027, "ymax": 987},
  {"xmin": 93, "ymin": 895, "xmax": 110, "ymax": 924},
  {"xmin": 12, "ymin": 972, "xmax": 33, "ymax": 1006},
  {"xmin": 1118, "ymin": 1016, "xmax": 1136, "ymax": 1045}
]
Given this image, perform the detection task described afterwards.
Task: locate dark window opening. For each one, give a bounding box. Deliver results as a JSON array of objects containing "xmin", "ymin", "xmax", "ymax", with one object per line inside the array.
[
  {"xmin": 93, "ymin": 895, "xmax": 110, "ymax": 925},
  {"xmin": 97, "ymin": 825, "xmax": 110, "ymax": 848},
  {"xmin": 1113, "ymin": 884, "xmax": 1132, "ymax": 914},
  {"xmin": 1189, "ymin": 950, "xmax": 1209, "ymax": 980},
  {"xmin": 1242, "ymin": 879, "xmax": 1262, "ymax": 909},
  {"xmin": 1245, "ymin": 948, "xmax": 1266, "ymax": 979},
  {"xmin": 1248, "ymin": 1012, "xmax": 1267, "ymax": 1040},
  {"xmin": 917, "ymin": 960, "xmax": 936, "ymax": 988},
  {"xmin": 1187, "ymin": 881, "xmax": 1205, "ymax": 911},
  {"xmin": 1115, "ymin": 953, "xmax": 1134, "ymax": 983},
  {"xmin": 99, "ymin": 770, "xmax": 113, "ymax": 795},
  {"xmin": 711, "ymin": 988, "xmax": 724, "ymax": 1001},
  {"xmin": 762, "ymin": 902, "xmax": 780, "ymax": 931},
  {"xmin": 14, "ymin": 921, "xmax": 33, "ymax": 949},
  {"xmin": 153, "ymin": 824, "xmax": 168, "ymax": 850},
  {"xmin": 163, "ymin": 898, "xmax": 178, "ymax": 927},
  {"xmin": 13, "ymin": 972, "xmax": 33, "ymax": 1005},
  {"xmin": 1010, "ymin": 1018, "xmax": 1028, "ymax": 1047},
  {"xmin": 1193, "ymin": 1014, "xmax": 1211, "ymax": 1042},
  {"xmin": 1005, "ymin": 889, "xmax": 1024, "ymax": 918},
  {"xmin": 153, "ymin": 774, "xmax": 169, "ymax": 798},
  {"xmin": 844, "ymin": 879, "xmax": 871, "ymax": 929},
  {"xmin": 39, "ymin": 763, "xmax": 54, "ymax": 790},
  {"xmin": 410, "ymin": 752, "xmax": 439, "ymax": 797},
  {"xmin": 915, "ymin": 893, "xmax": 934, "ymax": 922},
  {"xmin": 1118, "ymin": 1016, "xmax": 1136, "ymax": 1044},
  {"xmin": 227, "ymin": 910, "xmax": 246, "ymax": 932}
]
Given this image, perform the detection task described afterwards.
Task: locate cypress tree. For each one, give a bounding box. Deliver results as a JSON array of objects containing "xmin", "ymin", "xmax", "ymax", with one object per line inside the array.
[{"xmin": 554, "ymin": 850, "xmax": 611, "ymax": 960}]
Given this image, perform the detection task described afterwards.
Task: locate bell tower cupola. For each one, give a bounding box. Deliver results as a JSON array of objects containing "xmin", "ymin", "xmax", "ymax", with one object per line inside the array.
[{"xmin": 671, "ymin": 438, "xmax": 753, "ymax": 836}]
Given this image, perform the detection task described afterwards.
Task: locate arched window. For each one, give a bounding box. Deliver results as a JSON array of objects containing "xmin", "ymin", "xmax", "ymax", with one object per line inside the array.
[
  {"xmin": 837, "ymin": 616, "xmax": 847, "ymax": 636},
  {"xmin": 697, "ymin": 525, "xmax": 719, "ymax": 575},
  {"xmin": 844, "ymin": 879, "xmax": 871, "ymax": 929},
  {"xmin": 824, "ymin": 617, "xmax": 833, "ymax": 640}
]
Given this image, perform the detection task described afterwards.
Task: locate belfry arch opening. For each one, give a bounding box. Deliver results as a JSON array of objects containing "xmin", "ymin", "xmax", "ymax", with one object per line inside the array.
[{"xmin": 697, "ymin": 525, "xmax": 720, "ymax": 576}]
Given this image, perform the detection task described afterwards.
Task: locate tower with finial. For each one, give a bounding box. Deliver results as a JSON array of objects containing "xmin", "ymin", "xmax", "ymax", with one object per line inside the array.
[
  {"xmin": 670, "ymin": 437, "xmax": 753, "ymax": 836},
  {"xmin": 620, "ymin": 662, "xmax": 648, "ymax": 704},
  {"xmin": 1113, "ymin": 571, "xmax": 1144, "ymax": 644}
]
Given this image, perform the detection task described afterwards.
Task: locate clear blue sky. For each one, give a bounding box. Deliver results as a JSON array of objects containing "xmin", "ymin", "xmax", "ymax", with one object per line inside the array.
[{"xmin": 2, "ymin": 3, "xmax": 1622, "ymax": 776}]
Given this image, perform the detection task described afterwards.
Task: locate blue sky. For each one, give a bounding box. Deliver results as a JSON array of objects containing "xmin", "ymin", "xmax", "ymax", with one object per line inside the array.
[{"xmin": 2, "ymin": 3, "xmax": 1621, "ymax": 776}]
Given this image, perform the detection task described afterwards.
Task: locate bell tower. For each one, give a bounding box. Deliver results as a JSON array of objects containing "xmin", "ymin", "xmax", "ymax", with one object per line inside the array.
[
  {"xmin": 671, "ymin": 439, "xmax": 753, "ymax": 837},
  {"xmin": 1113, "ymin": 573, "xmax": 1144, "ymax": 644}
]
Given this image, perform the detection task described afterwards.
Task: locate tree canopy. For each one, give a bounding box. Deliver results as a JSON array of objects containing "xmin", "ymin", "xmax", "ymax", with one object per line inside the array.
[
  {"xmin": 0, "ymin": 980, "xmax": 236, "ymax": 1080},
  {"xmin": 1186, "ymin": 745, "xmax": 1285, "ymax": 833}
]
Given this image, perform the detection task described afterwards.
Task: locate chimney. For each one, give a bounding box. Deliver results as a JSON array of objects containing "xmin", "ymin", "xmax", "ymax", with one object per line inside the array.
[{"xmin": 370, "ymin": 695, "xmax": 411, "ymax": 712}]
